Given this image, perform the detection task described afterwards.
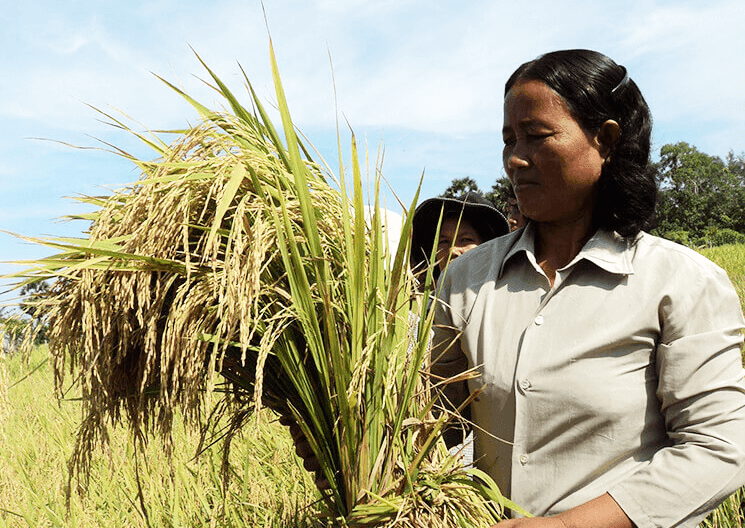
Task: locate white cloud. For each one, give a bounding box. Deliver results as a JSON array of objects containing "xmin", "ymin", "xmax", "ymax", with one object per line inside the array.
[
  {"xmin": 618, "ymin": 0, "xmax": 745, "ymax": 125},
  {"xmin": 1, "ymin": 0, "xmax": 744, "ymax": 258},
  {"xmin": 54, "ymin": 34, "xmax": 90, "ymax": 55},
  {"xmin": 317, "ymin": 0, "xmax": 414, "ymax": 15}
]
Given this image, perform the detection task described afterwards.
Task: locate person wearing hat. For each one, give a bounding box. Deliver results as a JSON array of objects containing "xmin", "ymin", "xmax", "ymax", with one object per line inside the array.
[
  {"xmin": 411, "ymin": 192, "xmax": 509, "ymax": 285},
  {"xmin": 410, "ymin": 192, "xmax": 508, "ymax": 467}
]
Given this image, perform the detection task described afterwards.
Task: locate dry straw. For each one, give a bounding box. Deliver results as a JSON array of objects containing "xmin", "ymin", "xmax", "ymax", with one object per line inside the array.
[{"xmin": 4, "ymin": 41, "xmax": 526, "ymax": 526}]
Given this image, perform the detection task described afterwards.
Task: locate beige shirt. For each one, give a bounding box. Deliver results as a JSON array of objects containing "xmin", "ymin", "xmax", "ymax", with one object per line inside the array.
[{"xmin": 432, "ymin": 224, "xmax": 745, "ymax": 528}]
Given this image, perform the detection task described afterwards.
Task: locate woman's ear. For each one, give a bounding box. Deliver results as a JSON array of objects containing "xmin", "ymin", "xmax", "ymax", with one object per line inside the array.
[{"xmin": 596, "ymin": 119, "xmax": 621, "ymax": 160}]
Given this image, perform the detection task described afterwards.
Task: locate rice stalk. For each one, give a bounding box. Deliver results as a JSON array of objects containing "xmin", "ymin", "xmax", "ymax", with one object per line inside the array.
[{"xmin": 2, "ymin": 42, "xmax": 520, "ymax": 526}]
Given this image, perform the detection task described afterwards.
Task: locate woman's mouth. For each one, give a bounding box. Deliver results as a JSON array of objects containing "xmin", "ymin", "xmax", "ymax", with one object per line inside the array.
[{"xmin": 513, "ymin": 179, "xmax": 539, "ymax": 193}]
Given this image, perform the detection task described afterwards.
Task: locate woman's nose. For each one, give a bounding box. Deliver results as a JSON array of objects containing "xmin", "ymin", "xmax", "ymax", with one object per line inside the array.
[
  {"xmin": 506, "ymin": 150, "xmax": 529, "ymax": 170},
  {"xmin": 504, "ymin": 142, "xmax": 529, "ymax": 171},
  {"xmin": 450, "ymin": 245, "xmax": 466, "ymax": 258}
]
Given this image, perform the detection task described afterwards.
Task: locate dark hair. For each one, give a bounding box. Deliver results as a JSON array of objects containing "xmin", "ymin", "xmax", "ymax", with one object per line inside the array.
[
  {"xmin": 505, "ymin": 49, "xmax": 656, "ymax": 238},
  {"xmin": 411, "ymin": 192, "xmax": 509, "ymax": 282}
]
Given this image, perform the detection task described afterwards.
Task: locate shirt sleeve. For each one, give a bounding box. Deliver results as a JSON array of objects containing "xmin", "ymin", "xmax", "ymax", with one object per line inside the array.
[
  {"xmin": 608, "ymin": 261, "xmax": 745, "ymax": 528},
  {"xmin": 430, "ymin": 278, "xmax": 472, "ymax": 446}
]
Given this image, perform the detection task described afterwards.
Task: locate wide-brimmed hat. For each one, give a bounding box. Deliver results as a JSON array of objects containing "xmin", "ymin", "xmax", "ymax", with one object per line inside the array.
[{"xmin": 410, "ymin": 192, "xmax": 509, "ymax": 279}]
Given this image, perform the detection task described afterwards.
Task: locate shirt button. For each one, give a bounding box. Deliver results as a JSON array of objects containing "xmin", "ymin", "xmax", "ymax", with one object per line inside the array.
[
  {"xmin": 534, "ymin": 314, "xmax": 544, "ymax": 325},
  {"xmin": 519, "ymin": 454, "xmax": 529, "ymax": 465},
  {"xmin": 519, "ymin": 379, "xmax": 531, "ymax": 391}
]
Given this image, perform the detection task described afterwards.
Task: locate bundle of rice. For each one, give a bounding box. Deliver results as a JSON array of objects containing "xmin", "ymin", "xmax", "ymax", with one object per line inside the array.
[{"xmin": 6, "ymin": 45, "xmax": 524, "ymax": 526}]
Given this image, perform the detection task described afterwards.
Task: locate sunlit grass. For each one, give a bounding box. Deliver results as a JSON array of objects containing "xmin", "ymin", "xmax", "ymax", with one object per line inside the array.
[
  {"xmin": 0, "ymin": 345, "xmax": 320, "ymax": 528},
  {"xmin": 699, "ymin": 243, "xmax": 745, "ymax": 316},
  {"xmin": 698, "ymin": 243, "xmax": 745, "ymax": 527}
]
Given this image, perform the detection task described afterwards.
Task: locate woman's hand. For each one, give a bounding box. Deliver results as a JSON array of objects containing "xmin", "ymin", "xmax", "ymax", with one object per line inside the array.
[
  {"xmin": 493, "ymin": 494, "xmax": 633, "ymax": 528},
  {"xmin": 277, "ymin": 412, "xmax": 330, "ymax": 491},
  {"xmin": 493, "ymin": 517, "xmax": 566, "ymax": 528}
]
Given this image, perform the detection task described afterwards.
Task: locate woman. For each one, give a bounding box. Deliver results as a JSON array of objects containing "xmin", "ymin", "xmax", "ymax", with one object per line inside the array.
[
  {"xmin": 411, "ymin": 191, "xmax": 509, "ymax": 282},
  {"xmin": 432, "ymin": 49, "xmax": 745, "ymax": 528},
  {"xmin": 411, "ymin": 192, "xmax": 509, "ymax": 462}
]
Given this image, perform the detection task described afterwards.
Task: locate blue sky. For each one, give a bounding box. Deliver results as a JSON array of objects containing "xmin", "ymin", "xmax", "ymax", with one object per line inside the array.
[{"xmin": 2, "ymin": 0, "xmax": 745, "ymax": 303}]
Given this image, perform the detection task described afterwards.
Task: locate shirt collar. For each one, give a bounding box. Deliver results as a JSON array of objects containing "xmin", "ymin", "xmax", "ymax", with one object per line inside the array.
[{"xmin": 499, "ymin": 223, "xmax": 635, "ymax": 278}]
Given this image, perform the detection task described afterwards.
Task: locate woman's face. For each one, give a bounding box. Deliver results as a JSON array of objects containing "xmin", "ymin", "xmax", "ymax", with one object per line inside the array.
[
  {"xmin": 502, "ymin": 80, "xmax": 606, "ymax": 227},
  {"xmin": 436, "ymin": 216, "xmax": 483, "ymax": 272}
]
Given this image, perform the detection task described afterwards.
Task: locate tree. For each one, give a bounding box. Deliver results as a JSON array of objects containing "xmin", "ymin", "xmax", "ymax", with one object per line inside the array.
[
  {"xmin": 440, "ymin": 176, "xmax": 516, "ymax": 216},
  {"xmin": 440, "ymin": 177, "xmax": 481, "ymax": 198},
  {"xmin": 18, "ymin": 280, "xmax": 50, "ymax": 345},
  {"xmin": 653, "ymin": 143, "xmax": 745, "ymax": 243},
  {"xmin": 0, "ymin": 308, "xmax": 25, "ymax": 355},
  {"xmin": 485, "ymin": 177, "xmax": 513, "ymax": 215},
  {"xmin": 0, "ymin": 281, "xmax": 51, "ymax": 354},
  {"xmin": 724, "ymin": 150, "xmax": 745, "ymax": 233}
]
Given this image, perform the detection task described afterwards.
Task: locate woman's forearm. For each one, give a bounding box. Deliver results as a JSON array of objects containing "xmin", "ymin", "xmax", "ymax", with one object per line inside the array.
[{"xmin": 494, "ymin": 493, "xmax": 634, "ymax": 528}]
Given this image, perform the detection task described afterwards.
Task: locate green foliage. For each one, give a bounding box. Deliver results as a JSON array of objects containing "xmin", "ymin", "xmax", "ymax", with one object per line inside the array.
[
  {"xmin": 486, "ymin": 177, "xmax": 513, "ymax": 216},
  {"xmin": 441, "ymin": 177, "xmax": 480, "ymax": 198},
  {"xmin": 0, "ymin": 281, "xmax": 51, "ymax": 354},
  {"xmin": 18, "ymin": 280, "xmax": 50, "ymax": 344},
  {"xmin": 702, "ymin": 228, "xmax": 745, "ymax": 248},
  {"xmin": 0, "ymin": 310, "xmax": 26, "ymax": 355},
  {"xmin": 658, "ymin": 228, "xmax": 745, "ymax": 249},
  {"xmin": 659, "ymin": 229, "xmax": 691, "ymax": 247},
  {"xmin": 438, "ymin": 176, "xmax": 513, "ymax": 217},
  {"xmin": 653, "ymin": 143, "xmax": 745, "ymax": 241}
]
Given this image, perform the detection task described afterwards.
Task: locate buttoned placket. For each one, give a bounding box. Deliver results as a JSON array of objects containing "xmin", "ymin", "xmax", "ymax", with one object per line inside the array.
[{"xmin": 511, "ymin": 267, "xmax": 571, "ymax": 487}]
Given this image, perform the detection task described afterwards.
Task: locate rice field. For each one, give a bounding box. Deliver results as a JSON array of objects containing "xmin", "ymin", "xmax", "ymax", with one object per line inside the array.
[
  {"xmin": 699, "ymin": 243, "xmax": 745, "ymax": 317},
  {"xmin": 0, "ymin": 345, "xmax": 322, "ymax": 528},
  {"xmin": 0, "ymin": 244, "xmax": 742, "ymax": 527}
]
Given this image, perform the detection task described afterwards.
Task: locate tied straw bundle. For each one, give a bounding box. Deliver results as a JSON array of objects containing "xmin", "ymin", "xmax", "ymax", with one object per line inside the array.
[{"xmin": 5, "ymin": 43, "xmax": 527, "ymax": 526}]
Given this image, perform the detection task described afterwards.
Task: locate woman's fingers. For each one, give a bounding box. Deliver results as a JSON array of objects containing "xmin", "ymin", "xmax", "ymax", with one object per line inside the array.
[
  {"xmin": 295, "ymin": 439, "xmax": 316, "ymax": 464},
  {"xmin": 315, "ymin": 473, "xmax": 331, "ymax": 490},
  {"xmin": 288, "ymin": 422, "xmax": 305, "ymax": 441},
  {"xmin": 277, "ymin": 413, "xmax": 331, "ymax": 491},
  {"xmin": 278, "ymin": 413, "xmax": 294, "ymax": 427}
]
